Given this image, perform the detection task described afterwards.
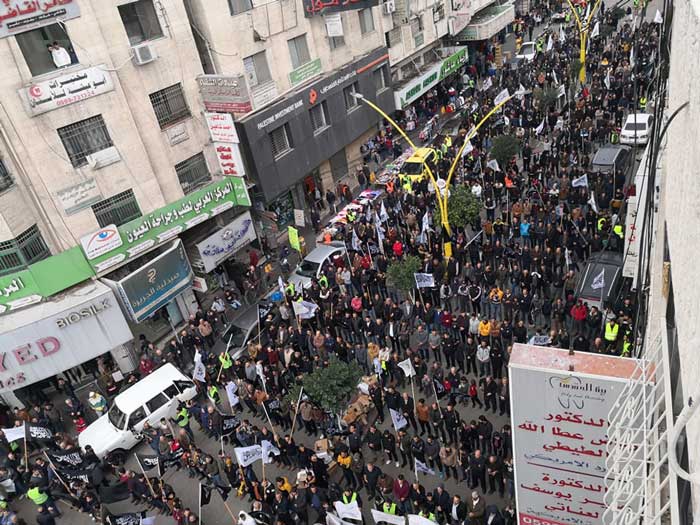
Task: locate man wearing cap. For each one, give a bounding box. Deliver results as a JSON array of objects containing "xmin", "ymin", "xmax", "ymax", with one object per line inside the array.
[
  {"xmin": 87, "ymin": 391, "xmax": 107, "ymax": 418},
  {"xmin": 467, "ymin": 491, "xmax": 485, "ymax": 525}
]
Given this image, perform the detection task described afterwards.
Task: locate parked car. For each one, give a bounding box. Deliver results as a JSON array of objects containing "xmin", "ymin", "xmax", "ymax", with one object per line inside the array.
[
  {"xmin": 591, "ymin": 144, "xmax": 632, "ymax": 175},
  {"xmin": 516, "ymin": 42, "xmax": 537, "ymax": 61},
  {"xmin": 620, "ymin": 113, "xmax": 653, "ymax": 146},
  {"xmin": 78, "ymin": 364, "xmax": 197, "ymax": 461},
  {"xmin": 575, "ymin": 251, "xmax": 624, "ymax": 312},
  {"xmin": 288, "ymin": 241, "xmax": 346, "ymax": 290},
  {"xmin": 219, "ymin": 301, "xmax": 276, "ymax": 353}
]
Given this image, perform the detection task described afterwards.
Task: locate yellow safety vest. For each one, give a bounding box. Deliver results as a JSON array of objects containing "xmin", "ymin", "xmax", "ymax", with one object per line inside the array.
[
  {"xmin": 613, "ymin": 224, "xmax": 623, "ymax": 238},
  {"xmin": 383, "ymin": 503, "xmax": 397, "ymax": 515},
  {"xmin": 605, "ymin": 323, "xmax": 619, "ymax": 342},
  {"xmin": 27, "ymin": 487, "xmax": 49, "ymax": 505},
  {"xmin": 343, "ymin": 493, "xmax": 357, "ymax": 504},
  {"xmin": 219, "ymin": 352, "xmax": 232, "ymax": 369},
  {"xmin": 597, "ymin": 218, "xmax": 606, "ymax": 231}
]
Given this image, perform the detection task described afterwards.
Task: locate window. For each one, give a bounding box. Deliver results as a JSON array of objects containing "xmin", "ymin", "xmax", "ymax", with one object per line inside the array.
[
  {"xmin": 0, "ymin": 160, "xmax": 13, "ymax": 193},
  {"xmin": 310, "ymin": 101, "xmax": 330, "ymax": 133},
  {"xmin": 145, "ymin": 393, "xmax": 169, "ymax": 413},
  {"xmin": 128, "ymin": 406, "xmax": 147, "ymax": 428},
  {"xmin": 288, "ymin": 34, "xmax": 311, "ymax": 69},
  {"xmin": 386, "ymin": 27, "xmax": 401, "ymax": 48},
  {"xmin": 0, "ymin": 225, "xmax": 50, "ymax": 277},
  {"xmin": 343, "ymin": 82, "xmax": 360, "ymax": 111},
  {"xmin": 118, "ymin": 0, "xmax": 163, "ymax": 45},
  {"xmin": 358, "ymin": 9, "xmax": 375, "ymax": 34},
  {"xmin": 16, "ymin": 23, "xmax": 77, "ymax": 77},
  {"xmin": 92, "ymin": 189, "xmax": 142, "ymax": 228},
  {"xmin": 374, "ymin": 66, "xmax": 388, "ymax": 92},
  {"xmin": 329, "ymin": 34, "xmax": 345, "ymax": 50},
  {"xmin": 57, "ymin": 116, "xmax": 113, "ymax": 168},
  {"xmin": 269, "ymin": 123, "xmax": 293, "ymax": 158},
  {"xmin": 149, "ymin": 83, "xmax": 191, "ymax": 129},
  {"xmin": 163, "ymin": 385, "xmax": 179, "ymax": 399},
  {"xmin": 244, "ymin": 51, "xmax": 272, "ymax": 87},
  {"xmin": 175, "ymin": 152, "xmax": 211, "ymax": 195},
  {"xmin": 228, "ymin": 0, "xmax": 253, "ymax": 15}
]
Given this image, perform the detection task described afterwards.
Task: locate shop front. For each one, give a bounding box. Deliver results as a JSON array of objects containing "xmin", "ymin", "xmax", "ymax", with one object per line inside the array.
[
  {"xmin": 102, "ymin": 240, "xmax": 195, "ymax": 345},
  {"xmin": 0, "ymin": 281, "xmax": 133, "ymax": 408}
]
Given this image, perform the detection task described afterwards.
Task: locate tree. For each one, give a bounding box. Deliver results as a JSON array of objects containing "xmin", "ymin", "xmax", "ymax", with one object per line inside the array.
[
  {"xmin": 434, "ymin": 185, "xmax": 481, "ymax": 231},
  {"xmin": 386, "ymin": 255, "xmax": 422, "ymax": 292},
  {"xmin": 533, "ymin": 86, "xmax": 558, "ymax": 110},
  {"xmin": 287, "ymin": 359, "xmax": 363, "ymax": 415},
  {"xmin": 490, "ymin": 135, "xmax": 520, "ymax": 168}
]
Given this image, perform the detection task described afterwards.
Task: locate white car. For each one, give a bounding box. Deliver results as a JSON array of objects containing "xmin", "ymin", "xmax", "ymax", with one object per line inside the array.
[
  {"xmin": 78, "ymin": 364, "xmax": 197, "ymax": 461},
  {"xmin": 288, "ymin": 241, "xmax": 346, "ymax": 290},
  {"xmin": 620, "ymin": 113, "xmax": 653, "ymax": 146},
  {"xmin": 516, "ymin": 42, "xmax": 537, "ymax": 62}
]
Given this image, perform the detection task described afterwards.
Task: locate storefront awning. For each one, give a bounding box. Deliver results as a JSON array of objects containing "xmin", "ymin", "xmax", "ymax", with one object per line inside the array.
[{"xmin": 453, "ymin": 3, "xmax": 515, "ymax": 41}]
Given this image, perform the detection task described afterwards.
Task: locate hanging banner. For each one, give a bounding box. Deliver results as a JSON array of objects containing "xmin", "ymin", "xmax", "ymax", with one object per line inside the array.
[
  {"xmin": 205, "ymin": 112, "xmax": 240, "ymax": 143},
  {"xmin": 214, "ymin": 142, "xmax": 246, "ymax": 177}
]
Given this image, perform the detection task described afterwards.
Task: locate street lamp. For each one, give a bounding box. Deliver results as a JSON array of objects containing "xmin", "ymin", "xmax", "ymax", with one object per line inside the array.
[{"xmin": 565, "ymin": 0, "xmax": 604, "ymax": 84}]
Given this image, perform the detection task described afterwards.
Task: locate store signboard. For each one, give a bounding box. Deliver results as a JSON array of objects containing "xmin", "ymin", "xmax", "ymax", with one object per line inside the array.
[
  {"xmin": 81, "ymin": 179, "xmax": 248, "ymax": 274},
  {"xmin": 109, "ymin": 240, "xmax": 193, "ymax": 323},
  {"xmin": 509, "ymin": 344, "xmax": 640, "ymax": 525},
  {"xmin": 302, "ymin": 0, "xmax": 377, "ymax": 17},
  {"xmin": 196, "ymin": 211, "xmax": 257, "ymax": 273},
  {"xmin": 196, "ymin": 74, "xmax": 252, "ymax": 114},
  {"xmin": 289, "ymin": 58, "xmax": 322, "ymax": 86},
  {"xmin": 214, "ymin": 142, "xmax": 246, "ymax": 177},
  {"xmin": 205, "ymin": 112, "xmax": 240, "ymax": 143},
  {"xmin": 0, "ymin": 0, "xmax": 81, "ymax": 39},
  {"xmin": 56, "ymin": 177, "xmax": 102, "ymax": 215},
  {"xmin": 393, "ymin": 47, "xmax": 467, "ymax": 108},
  {"xmin": 0, "ymin": 284, "xmax": 131, "ymax": 393}
]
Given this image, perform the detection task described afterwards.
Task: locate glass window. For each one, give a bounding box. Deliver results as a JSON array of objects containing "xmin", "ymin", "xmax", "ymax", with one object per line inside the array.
[
  {"xmin": 374, "ymin": 66, "xmax": 388, "ymax": 93},
  {"xmin": 57, "ymin": 115, "xmax": 113, "ymax": 168},
  {"xmin": 343, "ymin": 82, "xmax": 360, "ymax": 111},
  {"xmin": 108, "ymin": 405, "xmax": 128, "ymax": 430},
  {"xmin": 288, "ymin": 34, "xmax": 311, "ymax": 70},
  {"xmin": 92, "ymin": 189, "xmax": 142, "ymax": 228},
  {"xmin": 228, "ymin": 0, "xmax": 253, "ymax": 15},
  {"xmin": 175, "ymin": 152, "xmax": 211, "ymax": 195},
  {"xmin": 128, "ymin": 406, "xmax": 147, "ymax": 428},
  {"xmin": 145, "ymin": 393, "xmax": 169, "ymax": 413},
  {"xmin": 118, "ymin": 0, "xmax": 163, "ymax": 45},
  {"xmin": 329, "ymin": 35, "xmax": 345, "ymax": 50},
  {"xmin": 358, "ymin": 9, "xmax": 375, "ymax": 34},
  {"xmin": 0, "ymin": 160, "xmax": 14, "ymax": 193},
  {"xmin": 0, "ymin": 225, "xmax": 50, "ymax": 277},
  {"xmin": 386, "ymin": 27, "xmax": 401, "ymax": 48},
  {"xmin": 163, "ymin": 385, "xmax": 179, "ymax": 399},
  {"xmin": 410, "ymin": 15, "xmax": 423, "ymax": 37},
  {"xmin": 310, "ymin": 101, "xmax": 330, "ymax": 133},
  {"xmin": 244, "ymin": 51, "xmax": 272, "ymax": 87},
  {"xmin": 174, "ymin": 380, "xmax": 195, "ymax": 394},
  {"xmin": 269, "ymin": 123, "xmax": 292, "ymax": 158},
  {"xmin": 149, "ymin": 83, "xmax": 191, "ymax": 129},
  {"xmin": 15, "ymin": 23, "xmax": 78, "ymax": 77}
]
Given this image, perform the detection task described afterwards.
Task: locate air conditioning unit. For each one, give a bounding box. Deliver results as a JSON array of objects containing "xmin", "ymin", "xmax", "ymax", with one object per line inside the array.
[
  {"xmin": 131, "ymin": 43, "xmax": 157, "ymax": 66},
  {"xmin": 86, "ymin": 146, "xmax": 121, "ymax": 170},
  {"xmin": 383, "ymin": 0, "xmax": 396, "ymax": 14}
]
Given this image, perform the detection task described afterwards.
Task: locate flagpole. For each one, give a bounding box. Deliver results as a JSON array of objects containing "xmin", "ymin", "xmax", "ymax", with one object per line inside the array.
[
  {"xmin": 216, "ymin": 333, "xmax": 234, "ymax": 383},
  {"xmin": 221, "ymin": 435, "xmax": 225, "ymax": 456},
  {"xmin": 414, "ymin": 457, "xmax": 419, "ymax": 483},
  {"xmin": 42, "ymin": 452, "xmax": 77, "ymax": 501},
  {"xmin": 135, "ymin": 454, "xmax": 157, "ymax": 498},
  {"xmin": 23, "ymin": 432, "xmax": 28, "ymax": 470},
  {"xmin": 410, "ymin": 376, "xmax": 417, "ymax": 415},
  {"xmin": 222, "ymin": 500, "xmax": 238, "ymax": 523},
  {"xmin": 431, "ymin": 381, "xmax": 444, "ymax": 418},
  {"xmin": 261, "ymin": 402, "xmax": 278, "ymax": 440},
  {"xmin": 290, "ymin": 387, "xmax": 304, "ymax": 436},
  {"xmin": 198, "ymin": 483, "xmax": 202, "ymax": 525}
]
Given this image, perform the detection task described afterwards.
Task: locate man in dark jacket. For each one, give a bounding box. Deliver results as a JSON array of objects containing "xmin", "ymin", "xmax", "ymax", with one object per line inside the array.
[{"xmin": 449, "ymin": 495, "xmax": 468, "ymax": 525}]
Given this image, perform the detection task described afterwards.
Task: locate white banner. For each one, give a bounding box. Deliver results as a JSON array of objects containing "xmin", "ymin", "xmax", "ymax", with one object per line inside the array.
[
  {"xmin": 572, "ymin": 174, "xmax": 589, "ymax": 188},
  {"xmin": 372, "ymin": 509, "xmax": 406, "ymax": 525},
  {"xmin": 494, "ymin": 88, "xmax": 510, "ymax": 106},
  {"xmin": 225, "ymin": 381, "xmax": 239, "ymax": 407},
  {"xmin": 591, "ymin": 268, "xmax": 606, "ymax": 290},
  {"xmin": 414, "ymin": 273, "xmax": 435, "ymax": 288},
  {"xmin": 1, "ymin": 424, "xmax": 25, "ymax": 443},
  {"xmin": 486, "ymin": 159, "xmax": 500, "ymax": 172},
  {"xmin": 292, "ymin": 300, "xmax": 319, "ymax": 319},
  {"xmin": 193, "ymin": 351, "xmax": 206, "ymax": 382},
  {"xmin": 408, "ymin": 515, "xmax": 437, "ymax": 525},
  {"xmin": 414, "ymin": 459, "xmax": 435, "ymax": 475},
  {"xmin": 390, "ymin": 408, "xmax": 408, "ymax": 430},
  {"xmin": 398, "ymin": 358, "xmax": 415, "ymax": 377},
  {"xmin": 196, "ymin": 211, "xmax": 257, "ymax": 273},
  {"xmin": 234, "ymin": 445, "xmax": 263, "ymax": 466},
  {"xmin": 481, "ymin": 77, "xmax": 492, "ymax": 91},
  {"xmin": 324, "ymin": 13, "xmax": 344, "ymax": 36},
  {"xmin": 261, "ymin": 439, "xmax": 281, "ymax": 464},
  {"xmin": 334, "ymin": 501, "xmax": 362, "ymax": 521},
  {"xmin": 205, "ymin": 112, "xmax": 240, "ymax": 143}
]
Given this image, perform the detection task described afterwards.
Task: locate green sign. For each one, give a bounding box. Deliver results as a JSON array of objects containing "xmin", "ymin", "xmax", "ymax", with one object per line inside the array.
[
  {"xmin": 439, "ymin": 48, "xmax": 467, "ymax": 81},
  {"xmin": 395, "ymin": 47, "xmax": 468, "ymax": 108},
  {"xmin": 0, "ymin": 246, "xmax": 95, "ymax": 312},
  {"xmin": 289, "ymin": 58, "xmax": 323, "ymax": 86},
  {"xmin": 288, "ymin": 226, "xmax": 300, "ymax": 252},
  {"xmin": 85, "ymin": 178, "xmax": 250, "ymax": 274}
]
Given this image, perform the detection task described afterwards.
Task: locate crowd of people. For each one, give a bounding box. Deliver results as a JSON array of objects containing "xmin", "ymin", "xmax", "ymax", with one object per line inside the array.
[{"xmin": 0, "ymin": 3, "xmax": 656, "ymax": 525}]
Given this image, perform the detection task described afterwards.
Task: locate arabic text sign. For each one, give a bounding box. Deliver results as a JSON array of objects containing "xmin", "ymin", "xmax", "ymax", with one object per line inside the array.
[
  {"xmin": 197, "ymin": 74, "xmax": 252, "ymax": 114},
  {"xmin": 196, "ymin": 211, "xmax": 257, "ymax": 273},
  {"xmin": 510, "ymin": 352, "xmax": 631, "ymax": 525},
  {"xmin": 0, "ymin": 0, "xmax": 80, "ymax": 39},
  {"xmin": 20, "ymin": 65, "xmax": 113, "ymax": 116},
  {"xmin": 205, "ymin": 112, "xmax": 240, "ymax": 144},
  {"xmin": 302, "ymin": 0, "xmax": 378, "ymax": 17},
  {"xmin": 56, "ymin": 177, "xmax": 102, "ymax": 215},
  {"xmin": 214, "ymin": 142, "xmax": 246, "ymax": 177}
]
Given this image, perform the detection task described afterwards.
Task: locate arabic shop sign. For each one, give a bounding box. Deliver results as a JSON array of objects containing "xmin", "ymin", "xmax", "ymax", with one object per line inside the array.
[
  {"xmin": 106, "ymin": 240, "xmax": 193, "ymax": 323},
  {"xmin": 303, "ymin": 0, "xmax": 378, "ymax": 17},
  {"xmin": 55, "ymin": 177, "xmax": 102, "ymax": 215},
  {"xmin": 0, "ymin": 0, "xmax": 80, "ymax": 39},
  {"xmin": 289, "ymin": 58, "xmax": 323, "ymax": 86},
  {"xmin": 196, "ymin": 74, "xmax": 252, "ymax": 114},
  {"xmin": 196, "ymin": 211, "xmax": 257, "ymax": 273},
  {"xmin": 19, "ymin": 65, "xmax": 114, "ymax": 116},
  {"xmin": 393, "ymin": 47, "xmax": 467, "ymax": 109},
  {"xmin": 82, "ymin": 178, "xmax": 250, "ymax": 274}
]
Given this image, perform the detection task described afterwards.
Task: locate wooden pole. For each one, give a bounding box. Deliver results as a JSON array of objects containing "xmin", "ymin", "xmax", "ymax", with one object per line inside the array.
[
  {"xmin": 431, "ymin": 381, "xmax": 444, "ymax": 418},
  {"xmin": 290, "ymin": 387, "xmax": 304, "ymax": 436},
  {"xmin": 261, "ymin": 402, "xmax": 278, "ymax": 439},
  {"xmin": 42, "ymin": 453, "xmax": 77, "ymax": 499},
  {"xmin": 222, "ymin": 500, "xmax": 238, "ymax": 523},
  {"xmin": 410, "ymin": 375, "xmax": 417, "ymax": 414},
  {"xmin": 134, "ymin": 454, "xmax": 157, "ymax": 497},
  {"xmin": 216, "ymin": 334, "xmax": 234, "ymax": 383}
]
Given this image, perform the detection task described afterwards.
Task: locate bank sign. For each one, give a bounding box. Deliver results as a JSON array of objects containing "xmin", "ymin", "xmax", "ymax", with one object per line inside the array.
[
  {"xmin": 80, "ymin": 178, "xmax": 251, "ymax": 274},
  {"xmin": 393, "ymin": 47, "xmax": 468, "ymax": 109}
]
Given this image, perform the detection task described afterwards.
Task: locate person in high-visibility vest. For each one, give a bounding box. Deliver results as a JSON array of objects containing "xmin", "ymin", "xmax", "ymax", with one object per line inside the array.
[
  {"xmin": 318, "ymin": 274, "xmax": 329, "ymax": 289},
  {"xmin": 342, "ymin": 489, "xmax": 359, "ymax": 505},
  {"xmin": 208, "ymin": 384, "xmax": 220, "ymax": 405},
  {"xmin": 613, "ymin": 224, "xmax": 624, "ymax": 239},
  {"xmin": 639, "ymin": 96, "xmax": 647, "ymax": 111},
  {"xmin": 621, "ymin": 333, "xmax": 633, "ymax": 357},
  {"xmin": 604, "ymin": 319, "xmax": 620, "ymax": 352},
  {"xmin": 27, "ymin": 484, "xmax": 55, "ymax": 509},
  {"xmin": 383, "ymin": 500, "xmax": 397, "ymax": 514},
  {"xmin": 175, "ymin": 403, "xmax": 193, "ymax": 438},
  {"xmin": 419, "ymin": 509, "xmax": 437, "ymax": 522}
]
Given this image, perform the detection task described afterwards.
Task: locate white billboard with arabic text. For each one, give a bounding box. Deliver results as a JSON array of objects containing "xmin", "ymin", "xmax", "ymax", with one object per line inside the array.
[
  {"xmin": 196, "ymin": 211, "xmax": 257, "ymax": 272},
  {"xmin": 509, "ymin": 344, "xmax": 639, "ymax": 525}
]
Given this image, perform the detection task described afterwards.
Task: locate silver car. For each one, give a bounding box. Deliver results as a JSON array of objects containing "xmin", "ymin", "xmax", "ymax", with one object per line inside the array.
[{"xmin": 288, "ymin": 241, "xmax": 346, "ymax": 290}]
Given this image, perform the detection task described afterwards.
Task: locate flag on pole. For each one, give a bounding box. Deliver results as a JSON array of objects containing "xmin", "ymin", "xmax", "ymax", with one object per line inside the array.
[
  {"xmin": 192, "ymin": 351, "xmax": 206, "ymax": 382},
  {"xmin": 135, "ymin": 454, "xmax": 163, "ymax": 478},
  {"xmin": 421, "ymin": 212, "xmax": 432, "ymax": 234},
  {"xmin": 559, "ymin": 25, "xmax": 566, "ymax": 42},
  {"xmin": 234, "ymin": 445, "xmax": 263, "ymax": 466},
  {"xmin": 584, "ymin": 3, "xmax": 590, "ymax": 22},
  {"xmin": 486, "ymin": 159, "xmax": 500, "ymax": 172},
  {"xmin": 481, "ymin": 77, "xmax": 492, "ymax": 91},
  {"xmin": 398, "ymin": 358, "xmax": 416, "ymax": 377},
  {"xmin": 379, "ymin": 201, "xmax": 389, "ymax": 223},
  {"xmin": 415, "ymin": 458, "xmax": 436, "ymax": 475},
  {"xmin": 494, "ymin": 88, "xmax": 510, "ymax": 106},
  {"xmin": 200, "ymin": 484, "xmax": 212, "ymax": 507},
  {"xmin": 654, "ymin": 9, "xmax": 663, "ymax": 23},
  {"xmin": 390, "ymin": 408, "xmax": 408, "ymax": 430},
  {"xmin": 604, "ymin": 69, "xmax": 611, "ymax": 90},
  {"xmin": 225, "ymin": 381, "xmax": 238, "ymax": 406},
  {"xmin": 414, "ymin": 273, "xmax": 435, "ymax": 288},
  {"xmin": 630, "ymin": 46, "xmax": 635, "ymax": 68},
  {"xmin": 591, "ymin": 269, "xmax": 606, "ymax": 290},
  {"xmin": 261, "ymin": 440, "xmax": 281, "ymax": 464},
  {"xmin": 571, "ymin": 174, "xmax": 589, "ymax": 188},
  {"xmin": 546, "ymin": 34, "xmax": 553, "ymax": 52},
  {"xmin": 1, "ymin": 424, "xmax": 25, "ymax": 443},
  {"xmin": 535, "ymin": 118, "xmax": 545, "ymax": 135},
  {"xmin": 351, "ymin": 228, "xmax": 361, "ymax": 252},
  {"xmin": 460, "ymin": 140, "xmax": 474, "ymax": 158},
  {"xmin": 588, "ymin": 192, "xmax": 599, "ymax": 214},
  {"xmin": 557, "ymin": 84, "xmax": 566, "ymax": 98},
  {"xmin": 292, "ymin": 300, "xmax": 319, "ymax": 320},
  {"xmin": 375, "ymin": 222, "xmax": 385, "ymax": 254},
  {"xmin": 552, "ymin": 70, "xmax": 559, "ymax": 86},
  {"xmin": 590, "ymin": 20, "xmax": 600, "ymax": 38}
]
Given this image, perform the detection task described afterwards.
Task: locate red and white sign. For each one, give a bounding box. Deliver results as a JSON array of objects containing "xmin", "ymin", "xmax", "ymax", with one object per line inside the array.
[
  {"xmin": 205, "ymin": 112, "xmax": 240, "ymax": 144},
  {"xmin": 214, "ymin": 142, "xmax": 245, "ymax": 177},
  {"xmin": 509, "ymin": 344, "xmax": 639, "ymax": 525}
]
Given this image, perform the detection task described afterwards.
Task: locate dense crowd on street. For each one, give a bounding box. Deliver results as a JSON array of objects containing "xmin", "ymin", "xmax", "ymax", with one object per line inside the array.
[{"xmin": 0, "ymin": 3, "xmax": 656, "ymax": 525}]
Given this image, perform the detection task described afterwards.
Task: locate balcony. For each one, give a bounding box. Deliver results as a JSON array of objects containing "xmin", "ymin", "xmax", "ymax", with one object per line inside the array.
[{"xmin": 452, "ymin": 2, "xmax": 515, "ymax": 41}]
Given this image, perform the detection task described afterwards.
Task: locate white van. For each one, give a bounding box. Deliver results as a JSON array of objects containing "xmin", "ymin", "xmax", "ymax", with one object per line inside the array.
[{"xmin": 79, "ymin": 363, "xmax": 197, "ymax": 461}]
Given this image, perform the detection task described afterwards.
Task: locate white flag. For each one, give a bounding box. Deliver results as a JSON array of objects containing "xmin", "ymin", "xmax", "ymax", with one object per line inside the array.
[
  {"xmin": 481, "ymin": 77, "xmax": 492, "ymax": 91},
  {"xmin": 292, "ymin": 300, "xmax": 319, "ymax": 319},
  {"xmin": 546, "ymin": 34, "xmax": 553, "ymax": 52},
  {"xmin": 415, "ymin": 458, "xmax": 435, "ymax": 475},
  {"xmin": 398, "ymin": 358, "xmax": 416, "ymax": 377},
  {"xmin": 371, "ymin": 509, "xmax": 406, "ymax": 525},
  {"xmin": 591, "ymin": 269, "xmax": 606, "ymax": 290},
  {"xmin": 351, "ymin": 228, "xmax": 361, "ymax": 252},
  {"xmin": 379, "ymin": 201, "xmax": 389, "ymax": 222},
  {"xmin": 604, "ymin": 69, "xmax": 611, "ymax": 90},
  {"xmin": 278, "ymin": 276, "xmax": 286, "ymax": 295},
  {"xmin": 414, "ymin": 273, "xmax": 435, "ymax": 288},
  {"xmin": 193, "ymin": 351, "xmax": 206, "ymax": 382},
  {"xmin": 559, "ymin": 25, "xmax": 566, "ymax": 42},
  {"xmin": 494, "ymin": 88, "xmax": 510, "ymax": 106},
  {"xmin": 421, "ymin": 212, "xmax": 432, "ymax": 234},
  {"xmin": 588, "ymin": 192, "xmax": 599, "ymax": 214},
  {"xmin": 572, "ymin": 174, "xmax": 589, "ymax": 188},
  {"xmin": 552, "ymin": 70, "xmax": 559, "ymax": 86},
  {"xmin": 376, "ymin": 222, "xmax": 385, "ymax": 254},
  {"xmin": 261, "ymin": 439, "xmax": 281, "ymax": 464},
  {"xmin": 141, "ymin": 517, "xmax": 157, "ymax": 525},
  {"xmin": 535, "ymin": 118, "xmax": 545, "ymax": 135},
  {"xmin": 654, "ymin": 9, "xmax": 663, "ymax": 23},
  {"xmin": 408, "ymin": 515, "xmax": 438, "ymax": 525},
  {"xmin": 390, "ymin": 408, "xmax": 408, "ymax": 430},
  {"xmin": 225, "ymin": 381, "xmax": 239, "ymax": 407},
  {"xmin": 334, "ymin": 501, "xmax": 363, "ymax": 521},
  {"xmin": 557, "ymin": 84, "xmax": 566, "ymax": 98},
  {"xmin": 630, "ymin": 46, "xmax": 635, "ymax": 68},
  {"xmin": 584, "ymin": 3, "xmax": 590, "ymax": 22},
  {"xmin": 234, "ymin": 445, "xmax": 263, "ymax": 466},
  {"xmin": 486, "ymin": 159, "xmax": 500, "ymax": 172},
  {"xmin": 460, "ymin": 140, "xmax": 474, "ymax": 158},
  {"xmin": 590, "ymin": 20, "xmax": 600, "ymax": 38},
  {"xmin": 1, "ymin": 424, "xmax": 25, "ymax": 443}
]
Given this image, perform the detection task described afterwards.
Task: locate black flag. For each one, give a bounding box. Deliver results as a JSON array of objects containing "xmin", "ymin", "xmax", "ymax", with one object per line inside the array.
[
  {"xmin": 216, "ymin": 484, "xmax": 231, "ymax": 501},
  {"xmin": 136, "ymin": 453, "xmax": 163, "ymax": 477},
  {"xmin": 48, "ymin": 449, "xmax": 86, "ymax": 469},
  {"xmin": 105, "ymin": 510, "xmax": 146, "ymax": 525},
  {"xmin": 27, "ymin": 425, "xmax": 53, "ymax": 442},
  {"xmin": 433, "ymin": 378, "xmax": 447, "ymax": 399},
  {"xmin": 98, "ymin": 482, "xmax": 131, "ymax": 504},
  {"xmin": 200, "ymin": 483, "xmax": 212, "ymax": 507},
  {"xmin": 221, "ymin": 414, "xmax": 241, "ymax": 436},
  {"xmin": 257, "ymin": 303, "xmax": 272, "ymax": 325}
]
